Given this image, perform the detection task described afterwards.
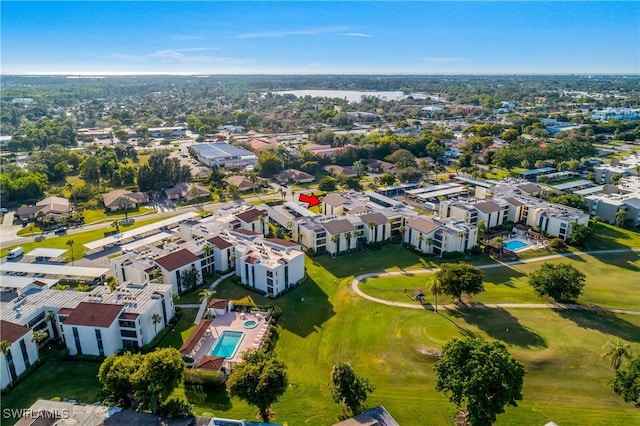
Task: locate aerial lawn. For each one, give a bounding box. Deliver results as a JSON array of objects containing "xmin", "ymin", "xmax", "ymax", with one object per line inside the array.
[
  {"xmin": 360, "ymin": 252, "xmax": 640, "ymax": 310},
  {"xmin": 187, "ymin": 247, "xmax": 640, "ymax": 424}
]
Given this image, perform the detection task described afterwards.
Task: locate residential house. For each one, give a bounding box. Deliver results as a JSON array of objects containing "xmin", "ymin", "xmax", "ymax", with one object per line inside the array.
[
  {"xmin": 0, "ymin": 320, "xmax": 38, "ymax": 390},
  {"xmin": 165, "ymin": 183, "xmax": 211, "ymax": 201},
  {"xmin": 17, "ymin": 196, "xmax": 71, "ymax": 222},
  {"xmin": 275, "ymin": 169, "xmax": 315, "ymax": 184},
  {"xmin": 234, "ymin": 208, "xmax": 269, "ymax": 235},
  {"xmin": 324, "ymin": 165, "xmax": 358, "ymax": 178},
  {"xmin": 247, "ymin": 138, "xmax": 278, "ymax": 153},
  {"xmin": 102, "ymin": 190, "xmax": 149, "ymax": 211},
  {"xmin": 225, "ymin": 175, "xmax": 258, "ymax": 192},
  {"xmin": 367, "ymin": 159, "xmax": 395, "ymax": 174}
]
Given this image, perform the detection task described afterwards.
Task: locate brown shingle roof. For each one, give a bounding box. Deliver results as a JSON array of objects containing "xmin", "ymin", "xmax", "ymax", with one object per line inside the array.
[
  {"xmin": 235, "ymin": 208, "xmax": 267, "ymax": 223},
  {"xmin": 322, "ymin": 219, "xmax": 356, "ymax": 234},
  {"xmin": 225, "ymin": 175, "xmax": 257, "ymax": 190},
  {"xmin": 57, "ymin": 307, "xmax": 74, "ymax": 316},
  {"xmin": 207, "ymin": 236, "xmax": 232, "ymax": 250},
  {"xmin": 64, "ymin": 302, "xmax": 123, "ymax": 328},
  {"xmin": 180, "ymin": 319, "xmax": 212, "ymax": 355},
  {"xmin": 359, "ymin": 212, "xmax": 388, "ymax": 226},
  {"xmin": 232, "ymin": 228, "xmax": 260, "ymax": 236},
  {"xmin": 119, "ymin": 312, "xmax": 139, "ymax": 320},
  {"xmin": 474, "ymin": 201, "xmax": 503, "ymax": 214},
  {"xmin": 0, "ymin": 320, "xmax": 30, "ymax": 343},
  {"xmin": 155, "ymin": 248, "xmax": 200, "ymax": 271},
  {"xmin": 195, "ymin": 355, "xmax": 225, "ymax": 370},
  {"xmin": 323, "ymin": 193, "xmax": 349, "ymax": 207},
  {"xmin": 503, "ymin": 196, "xmax": 524, "ymax": 207},
  {"xmin": 406, "ymin": 217, "xmax": 441, "ymax": 235},
  {"xmin": 264, "ymin": 237, "xmax": 299, "ymax": 248}
]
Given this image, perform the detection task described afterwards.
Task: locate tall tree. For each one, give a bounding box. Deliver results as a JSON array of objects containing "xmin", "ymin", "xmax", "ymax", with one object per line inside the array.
[
  {"xmin": 152, "ymin": 313, "xmax": 163, "ymax": 333},
  {"xmin": 528, "ymin": 262, "xmax": 586, "ymax": 302},
  {"xmin": 329, "ymin": 362, "xmax": 375, "ymax": 417},
  {"xmin": 66, "ymin": 239, "xmax": 75, "ymax": 266},
  {"xmin": 612, "ymin": 355, "xmax": 640, "ymax": 407},
  {"xmin": 602, "ymin": 340, "xmax": 633, "ymax": 370},
  {"xmin": 435, "ymin": 263, "xmax": 485, "ymax": 301},
  {"xmin": 435, "ymin": 337, "xmax": 526, "ymax": 426},
  {"xmin": 226, "ymin": 349, "xmax": 288, "ymax": 421},
  {"xmin": 131, "ymin": 348, "xmax": 185, "ymax": 413}
]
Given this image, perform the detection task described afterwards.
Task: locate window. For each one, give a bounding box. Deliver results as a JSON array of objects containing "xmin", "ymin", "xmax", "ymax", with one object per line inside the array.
[
  {"xmin": 267, "ymin": 271, "xmax": 273, "ymax": 278},
  {"xmin": 28, "ymin": 312, "xmax": 46, "ymax": 329},
  {"xmin": 72, "ymin": 327, "xmax": 82, "ymax": 355},
  {"xmin": 122, "ymin": 339, "xmax": 139, "ymax": 350},
  {"xmin": 19, "ymin": 339, "xmax": 30, "ymax": 369},
  {"xmin": 120, "ymin": 329, "xmax": 137, "ymax": 338},
  {"xmin": 95, "ymin": 329, "xmax": 104, "ymax": 357},
  {"xmin": 119, "ymin": 320, "xmax": 136, "ymax": 328},
  {"xmin": 5, "ymin": 348, "xmax": 17, "ymax": 381}
]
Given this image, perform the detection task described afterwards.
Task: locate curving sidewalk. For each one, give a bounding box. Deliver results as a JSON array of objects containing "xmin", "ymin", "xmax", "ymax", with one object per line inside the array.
[{"xmin": 351, "ymin": 248, "xmax": 640, "ymax": 315}]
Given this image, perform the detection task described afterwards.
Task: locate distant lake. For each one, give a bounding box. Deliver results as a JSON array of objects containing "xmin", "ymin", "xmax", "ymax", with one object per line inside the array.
[{"xmin": 273, "ymin": 89, "xmax": 415, "ymax": 103}]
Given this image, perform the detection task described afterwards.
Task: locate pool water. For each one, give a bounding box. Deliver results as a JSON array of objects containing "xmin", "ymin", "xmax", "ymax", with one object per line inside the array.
[
  {"xmin": 504, "ymin": 240, "xmax": 529, "ymax": 251},
  {"xmin": 210, "ymin": 331, "xmax": 244, "ymax": 359},
  {"xmin": 243, "ymin": 320, "xmax": 258, "ymax": 329}
]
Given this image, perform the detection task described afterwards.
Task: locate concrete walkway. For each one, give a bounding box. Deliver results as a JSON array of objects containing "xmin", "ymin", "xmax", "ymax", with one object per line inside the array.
[
  {"xmin": 194, "ymin": 272, "xmax": 235, "ymax": 324},
  {"xmin": 351, "ymin": 248, "xmax": 640, "ymax": 315}
]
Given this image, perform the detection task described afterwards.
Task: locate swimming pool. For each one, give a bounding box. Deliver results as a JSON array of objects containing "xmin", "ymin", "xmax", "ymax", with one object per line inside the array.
[
  {"xmin": 503, "ymin": 239, "xmax": 529, "ymax": 252},
  {"xmin": 210, "ymin": 331, "xmax": 244, "ymax": 359},
  {"xmin": 243, "ymin": 320, "xmax": 258, "ymax": 329}
]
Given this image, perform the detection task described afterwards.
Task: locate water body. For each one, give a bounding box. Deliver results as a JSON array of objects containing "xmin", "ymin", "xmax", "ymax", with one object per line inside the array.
[{"xmin": 273, "ymin": 89, "xmax": 412, "ymax": 103}]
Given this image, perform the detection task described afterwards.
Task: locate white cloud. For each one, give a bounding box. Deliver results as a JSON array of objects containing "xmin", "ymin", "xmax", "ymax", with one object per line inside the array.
[
  {"xmin": 422, "ymin": 57, "xmax": 469, "ymax": 64},
  {"xmin": 238, "ymin": 26, "xmax": 347, "ymax": 39},
  {"xmin": 339, "ymin": 33, "xmax": 372, "ymax": 38},
  {"xmin": 99, "ymin": 49, "xmax": 250, "ymax": 66}
]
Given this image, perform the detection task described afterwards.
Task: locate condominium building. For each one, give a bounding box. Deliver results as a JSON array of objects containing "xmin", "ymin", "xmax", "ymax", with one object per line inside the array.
[{"xmin": 0, "ymin": 320, "xmax": 38, "ymax": 390}]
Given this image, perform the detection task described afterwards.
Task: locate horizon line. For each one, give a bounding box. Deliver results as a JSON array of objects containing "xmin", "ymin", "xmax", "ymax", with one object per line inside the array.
[{"xmin": 3, "ymin": 72, "xmax": 639, "ymax": 77}]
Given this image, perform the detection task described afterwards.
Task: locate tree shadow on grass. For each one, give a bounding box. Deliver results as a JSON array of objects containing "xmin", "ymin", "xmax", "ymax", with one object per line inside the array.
[
  {"xmin": 555, "ymin": 308, "xmax": 640, "ymax": 343},
  {"xmin": 448, "ymin": 304, "xmax": 547, "ymax": 348},
  {"xmin": 436, "ymin": 310, "xmax": 478, "ymax": 339},
  {"xmin": 202, "ymin": 388, "xmax": 232, "ymax": 411},
  {"xmin": 276, "ymin": 276, "xmax": 336, "ymax": 338}
]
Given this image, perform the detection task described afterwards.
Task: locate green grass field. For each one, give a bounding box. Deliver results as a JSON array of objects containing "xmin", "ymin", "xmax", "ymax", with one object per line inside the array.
[
  {"xmin": 361, "ymin": 252, "xmax": 640, "ymax": 310},
  {"xmin": 4, "ymin": 245, "xmax": 639, "ymax": 425}
]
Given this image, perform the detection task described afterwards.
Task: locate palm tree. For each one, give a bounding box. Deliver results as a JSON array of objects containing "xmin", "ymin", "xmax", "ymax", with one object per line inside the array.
[
  {"xmin": 199, "ymin": 289, "xmax": 216, "ymax": 305},
  {"xmin": 345, "ymin": 231, "xmax": 352, "ymax": 252},
  {"xmin": 150, "ymin": 267, "xmax": 163, "ymax": 283},
  {"xmin": 428, "ymin": 279, "xmax": 444, "ymax": 313},
  {"xmin": 31, "ymin": 330, "xmax": 48, "ymax": 345},
  {"xmin": 398, "ymin": 225, "xmax": 406, "ymax": 241},
  {"xmin": 615, "ymin": 209, "xmax": 627, "ymax": 227},
  {"xmin": 367, "ymin": 220, "xmax": 377, "ymax": 242},
  {"xmin": 426, "ymin": 237, "xmax": 435, "ymax": 254},
  {"xmin": 0, "ymin": 340, "xmax": 14, "ymax": 383},
  {"xmin": 331, "ymin": 234, "xmax": 340, "ymax": 256},
  {"xmin": 457, "ymin": 230, "xmax": 467, "ymax": 253},
  {"xmin": 152, "ymin": 313, "xmax": 162, "ymax": 333},
  {"xmin": 111, "ymin": 220, "xmax": 120, "ymax": 234},
  {"xmin": 602, "ymin": 340, "xmax": 633, "ymax": 370},
  {"xmin": 494, "ymin": 237, "xmax": 504, "ymax": 259},
  {"xmin": 66, "ymin": 239, "xmax": 75, "ymax": 266},
  {"xmin": 45, "ymin": 311, "xmax": 59, "ymax": 338},
  {"xmin": 417, "ymin": 234, "xmax": 425, "ymax": 252}
]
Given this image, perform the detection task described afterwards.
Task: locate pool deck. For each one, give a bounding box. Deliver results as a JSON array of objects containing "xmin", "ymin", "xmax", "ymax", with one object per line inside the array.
[
  {"xmin": 503, "ymin": 237, "xmax": 547, "ymax": 252},
  {"xmin": 189, "ymin": 311, "xmax": 272, "ymax": 369}
]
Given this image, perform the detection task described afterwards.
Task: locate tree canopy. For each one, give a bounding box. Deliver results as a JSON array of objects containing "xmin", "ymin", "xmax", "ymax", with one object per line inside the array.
[
  {"xmin": 98, "ymin": 348, "xmax": 185, "ymax": 413},
  {"xmin": 329, "ymin": 362, "xmax": 375, "ymax": 416},
  {"xmin": 435, "ymin": 262, "xmax": 485, "ymax": 301},
  {"xmin": 434, "ymin": 337, "xmax": 526, "ymax": 426},
  {"xmin": 226, "ymin": 349, "xmax": 288, "ymax": 421},
  {"xmin": 612, "ymin": 355, "xmax": 640, "ymax": 407},
  {"xmin": 528, "ymin": 262, "xmax": 586, "ymax": 302}
]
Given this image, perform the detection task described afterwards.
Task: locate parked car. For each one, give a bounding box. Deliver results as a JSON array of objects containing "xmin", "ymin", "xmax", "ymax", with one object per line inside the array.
[{"xmin": 54, "ymin": 227, "xmax": 67, "ymax": 235}]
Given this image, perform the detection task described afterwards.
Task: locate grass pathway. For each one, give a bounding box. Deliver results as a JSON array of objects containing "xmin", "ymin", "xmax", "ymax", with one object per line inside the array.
[{"xmin": 352, "ymin": 248, "xmax": 640, "ymax": 314}]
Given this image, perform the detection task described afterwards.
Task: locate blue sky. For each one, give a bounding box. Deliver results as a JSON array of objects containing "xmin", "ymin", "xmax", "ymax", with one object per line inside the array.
[{"xmin": 1, "ymin": 1, "xmax": 638, "ymax": 75}]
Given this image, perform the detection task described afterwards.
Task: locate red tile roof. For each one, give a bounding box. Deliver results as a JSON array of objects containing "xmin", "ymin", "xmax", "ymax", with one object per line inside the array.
[
  {"xmin": 179, "ymin": 319, "xmax": 212, "ymax": 355},
  {"xmin": 264, "ymin": 237, "xmax": 299, "ymax": 248},
  {"xmin": 208, "ymin": 298, "xmax": 229, "ymax": 310},
  {"xmin": 195, "ymin": 355, "xmax": 225, "ymax": 370},
  {"xmin": 155, "ymin": 248, "xmax": 200, "ymax": 271},
  {"xmin": 246, "ymin": 256, "xmax": 259, "ymax": 264},
  {"xmin": 207, "ymin": 236, "xmax": 232, "ymax": 250},
  {"xmin": 119, "ymin": 312, "xmax": 140, "ymax": 320},
  {"xmin": 232, "ymin": 228, "xmax": 260, "ymax": 236},
  {"xmin": 63, "ymin": 302, "xmax": 123, "ymax": 328},
  {"xmin": 0, "ymin": 320, "xmax": 30, "ymax": 344},
  {"xmin": 235, "ymin": 208, "xmax": 267, "ymax": 224},
  {"xmin": 57, "ymin": 307, "xmax": 74, "ymax": 316}
]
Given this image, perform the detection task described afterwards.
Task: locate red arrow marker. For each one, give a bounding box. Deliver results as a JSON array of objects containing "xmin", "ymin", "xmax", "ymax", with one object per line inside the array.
[{"xmin": 298, "ymin": 192, "xmax": 321, "ymax": 208}]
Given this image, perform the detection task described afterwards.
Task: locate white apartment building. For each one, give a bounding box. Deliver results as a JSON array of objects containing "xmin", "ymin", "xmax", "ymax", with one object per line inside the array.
[
  {"xmin": 439, "ymin": 198, "xmax": 510, "ymax": 229},
  {"xmin": 591, "ymin": 108, "xmax": 640, "ymax": 121},
  {"xmin": 0, "ymin": 283, "xmax": 174, "ymax": 358},
  {"xmin": 154, "ymin": 248, "xmax": 204, "ymax": 294},
  {"xmin": 0, "ymin": 320, "xmax": 39, "ymax": 390},
  {"xmin": 593, "ymin": 155, "xmax": 640, "ymax": 185},
  {"xmin": 404, "ymin": 217, "xmax": 478, "ymax": 255},
  {"xmin": 585, "ymin": 176, "xmax": 640, "ymax": 226}
]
